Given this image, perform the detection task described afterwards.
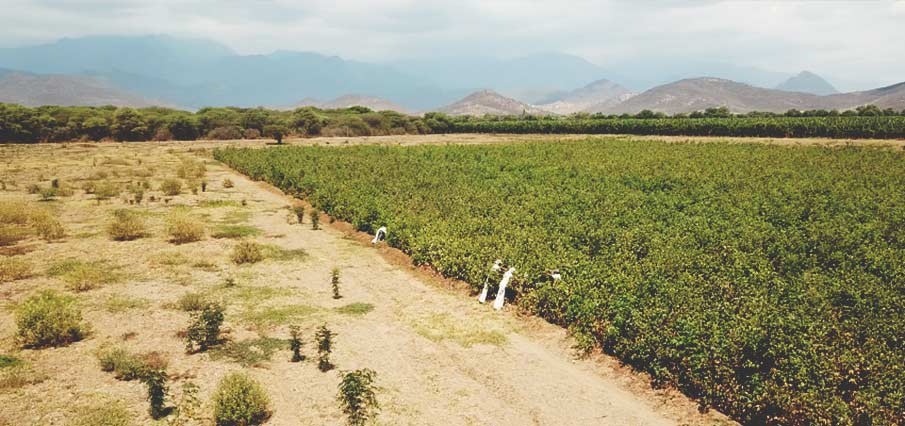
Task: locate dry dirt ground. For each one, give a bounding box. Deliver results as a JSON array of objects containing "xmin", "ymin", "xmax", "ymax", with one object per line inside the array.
[{"xmin": 0, "ymin": 136, "xmax": 819, "ymax": 425}]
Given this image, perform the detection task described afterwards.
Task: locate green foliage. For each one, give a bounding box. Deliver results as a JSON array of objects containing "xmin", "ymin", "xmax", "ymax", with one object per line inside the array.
[
  {"xmin": 97, "ymin": 346, "xmax": 156, "ymax": 381},
  {"xmin": 310, "ymin": 210, "xmax": 320, "ymax": 230},
  {"xmin": 315, "ymin": 324, "xmax": 334, "ymax": 372},
  {"xmin": 213, "ymin": 224, "xmax": 261, "ymax": 239},
  {"xmin": 216, "ymin": 140, "xmax": 905, "ymax": 425},
  {"xmin": 16, "ymin": 290, "xmax": 86, "ymax": 348},
  {"xmin": 0, "ymin": 354, "xmax": 21, "ymax": 369},
  {"xmin": 292, "ymin": 205, "xmax": 305, "ymax": 224},
  {"xmin": 335, "ymin": 303, "xmax": 374, "ymax": 316},
  {"xmin": 231, "ymin": 240, "xmax": 264, "ymax": 265},
  {"xmin": 142, "ymin": 368, "xmax": 169, "ymax": 419},
  {"xmin": 107, "ymin": 209, "xmax": 147, "ymax": 241},
  {"xmin": 212, "ymin": 372, "xmax": 271, "ymax": 426},
  {"xmin": 331, "ymin": 267, "xmax": 342, "ymax": 299},
  {"xmin": 337, "ymin": 369, "xmax": 379, "ymax": 426},
  {"xmin": 185, "ymin": 303, "xmax": 224, "ymax": 352}
]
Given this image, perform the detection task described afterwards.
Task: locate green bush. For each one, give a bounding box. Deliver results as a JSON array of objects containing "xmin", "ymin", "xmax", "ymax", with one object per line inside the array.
[
  {"xmin": 338, "ymin": 369, "xmax": 379, "ymax": 426},
  {"xmin": 107, "ymin": 209, "xmax": 147, "ymax": 241},
  {"xmin": 185, "ymin": 303, "xmax": 224, "ymax": 352},
  {"xmin": 316, "ymin": 324, "xmax": 334, "ymax": 372},
  {"xmin": 212, "ymin": 372, "xmax": 271, "ymax": 426},
  {"xmin": 231, "ymin": 240, "xmax": 264, "ymax": 265},
  {"xmin": 15, "ymin": 290, "xmax": 86, "ymax": 348}
]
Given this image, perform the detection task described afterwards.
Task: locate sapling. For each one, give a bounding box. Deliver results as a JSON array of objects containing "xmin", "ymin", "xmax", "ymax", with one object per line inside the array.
[
  {"xmin": 142, "ymin": 368, "xmax": 169, "ymax": 419},
  {"xmin": 316, "ymin": 324, "xmax": 334, "ymax": 372},
  {"xmin": 201, "ymin": 181, "xmax": 207, "ymax": 192},
  {"xmin": 185, "ymin": 303, "xmax": 224, "ymax": 352},
  {"xmin": 331, "ymin": 268, "xmax": 342, "ymax": 299},
  {"xmin": 338, "ymin": 369, "xmax": 379, "ymax": 426},
  {"xmin": 289, "ymin": 325, "xmax": 304, "ymax": 362},
  {"xmin": 292, "ymin": 206, "xmax": 305, "ymax": 224},
  {"xmin": 310, "ymin": 210, "xmax": 320, "ymax": 230}
]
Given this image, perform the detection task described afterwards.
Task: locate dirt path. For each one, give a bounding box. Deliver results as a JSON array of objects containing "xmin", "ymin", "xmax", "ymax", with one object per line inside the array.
[{"xmin": 222, "ymin": 162, "xmax": 733, "ymax": 426}]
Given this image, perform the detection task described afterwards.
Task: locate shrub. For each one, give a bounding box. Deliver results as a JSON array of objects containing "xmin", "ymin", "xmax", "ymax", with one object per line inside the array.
[
  {"xmin": 243, "ymin": 128, "xmax": 261, "ymax": 140},
  {"xmin": 207, "ymin": 126, "xmax": 243, "ymax": 140},
  {"xmin": 310, "ymin": 210, "xmax": 320, "ymax": 230},
  {"xmin": 185, "ymin": 303, "xmax": 224, "ymax": 352},
  {"xmin": 231, "ymin": 240, "xmax": 264, "ymax": 265},
  {"xmin": 316, "ymin": 324, "xmax": 334, "ymax": 372},
  {"xmin": 107, "ymin": 209, "xmax": 147, "ymax": 241},
  {"xmin": 177, "ymin": 160, "xmax": 206, "ymax": 180},
  {"xmin": 160, "ymin": 179, "xmax": 183, "ymax": 196},
  {"xmin": 0, "ymin": 257, "xmax": 32, "ymax": 283},
  {"xmin": 222, "ymin": 178, "xmax": 234, "ymax": 189},
  {"xmin": 93, "ymin": 181, "xmax": 119, "ymax": 201},
  {"xmin": 15, "ymin": 290, "xmax": 86, "ymax": 348},
  {"xmin": 331, "ymin": 267, "xmax": 341, "ymax": 299},
  {"xmin": 212, "ymin": 372, "xmax": 271, "ymax": 426},
  {"xmin": 292, "ymin": 206, "xmax": 305, "ymax": 224},
  {"xmin": 289, "ymin": 325, "xmax": 304, "ymax": 362},
  {"xmin": 167, "ymin": 212, "xmax": 205, "ymax": 244},
  {"xmin": 29, "ymin": 212, "xmax": 65, "ymax": 241},
  {"xmin": 338, "ymin": 369, "xmax": 379, "ymax": 426},
  {"xmin": 176, "ymin": 292, "xmax": 210, "ymax": 311},
  {"xmin": 97, "ymin": 346, "xmax": 151, "ymax": 381},
  {"xmin": 60, "ymin": 261, "xmax": 115, "ymax": 292}
]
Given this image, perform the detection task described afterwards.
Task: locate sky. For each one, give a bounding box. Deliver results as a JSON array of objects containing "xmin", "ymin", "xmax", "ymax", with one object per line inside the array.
[{"xmin": 0, "ymin": 0, "xmax": 903, "ymax": 90}]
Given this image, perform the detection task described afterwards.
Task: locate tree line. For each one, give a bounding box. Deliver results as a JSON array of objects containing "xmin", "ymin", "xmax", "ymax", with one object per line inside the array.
[{"xmin": 2, "ymin": 102, "xmax": 904, "ymax": 143}]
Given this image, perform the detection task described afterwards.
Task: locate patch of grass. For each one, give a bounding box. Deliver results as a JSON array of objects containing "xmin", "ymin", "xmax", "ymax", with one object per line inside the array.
[
  {"xmin": 107, "ymin": 209, "xmax": 147, "ymax": 241},
  {"xmin": 15, "ymin": 290, "xmax": 87, "ymax": 348},
  {"xmin": 97, "ymin": 346, "xmax": 165, "ymax": 381},
  {"xmin": 240, "ymin": 305, "xmax": 318, "ymax": 328},
  {"xmin": 104, "ymin": 295, "xmax": 150, "ymax": 313},
  {"xmin": 213, "ymin": 224, "xmax": 262, "ymax": 239},
  {"xmin": 166, "ymin": 212, "xmax": 205, "ymax": 244},
  {"xmin": 192, "ymin": 260, "xmax": 219, "ymax": 272},
  {"xmin": 231, "ymin": 240, "xmax": 264, "ymax": 265},
  {"xmin": 1, "ymin": 200, "xmax": 64, "ymax": 242},
  {"xmin": 335, "ymin": 303, "xmax": 374, "ymax": 316},
  {"xmin": 209, "ymin": 336, "xmax": 287, "ymax": 367},
  {"xmin": 151, "ymin": 251, "xmax": 189, "ymax": 266},
  {"xmin": 261, "ymin": 244, "xmax": 307, "ymax": 262},
  {"xmin": 220, "ymin": 209, "xmax": 251, "ymax": 224},
  {"xmin": 0, "ymin": 257, "xmax": 32, "ymax": 283},
  {"xmin": 0, "ymin": 355, "xmax": 21, "ymax": 369},
  {"xmin": 69, "ymin": 399, "xmax": 133, "ymax": 426},
  {"xmin": 58, "ymin": 261, "xmax": 119, "ymax": 292},
  {"xmin": 199, "ymin": 199, "xmax": 240, "ymax": 208},
  {"xmin": 0, "ymin": 365, "xmax": 46, "ymax": 391},
  {"xmin": 412, "ymin": 313, "xmax": 507, "ymax": 348},
  {"xmin": 47, "ymin": 258, "xmax": 83, "ymax": 276},
  {"xmin": 227, "ymin": 285, "xmax": 294, "ymax": 305},
  {"xmin": 177, "ymin": 159, "xmax": 206, "ymax": 180},
  {"xmin": 0, "ymin": 224, "xmax": 30, "ymax": 246}
]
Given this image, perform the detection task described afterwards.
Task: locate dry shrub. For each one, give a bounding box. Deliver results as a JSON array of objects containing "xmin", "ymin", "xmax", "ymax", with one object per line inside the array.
[
  {"xmin": 0, "ymin": 224, "xmax": 30, "ymax": 246},
  {"xmin": 231, "ymin": 240, "xmax": 264, "ymax": 265},
  {"xmin": 107, "ymin": 209, "xmax": 147, "ymax": 241},
  {"xmin": 177, "ymin": 159, "xmax": 206, "ymax": 180},
  {"xmin": 207, "ymin": 126, "xmax": 243, "ymax": 140},
  {"xmin": 29, "ymin": 212, "xmax": 65, "ymax": 241},
  {"xmin": 0, "ymin": 257, "xmax": 32, "ymax": 283},
  {"xmin": 0, "ymin": 200, "xmax": 64, "ymax": 242},
  {"xmin": 160, "ymin": 178, "xmax": 183, "ymax": 196},
  {"xmin": 69, "ymin": 399, "xmax": 132, "ymax": 426},
  {"xmin": 167, "ymin": 212, "xmax": 205, "ymax": 244}
]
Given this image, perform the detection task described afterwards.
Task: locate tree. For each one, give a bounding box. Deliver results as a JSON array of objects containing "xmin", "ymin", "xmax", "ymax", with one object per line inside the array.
[
  {"xmin": 167, "ymin": 115, "xmax": 200, "ymax": 140},
  {"xmin": 111, "ymin": 108, "xmax": 149, "ymax": 141},
  {"xmin": 291, "ymin": 108, "xmax": 325, "ymax": 135},
  {"xmin": 240, "ymin": 108, "xmax": 269, "ymax": 132}
]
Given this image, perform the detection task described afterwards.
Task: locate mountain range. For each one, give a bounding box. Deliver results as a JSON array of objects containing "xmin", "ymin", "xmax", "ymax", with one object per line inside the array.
[{"xmin": 0, "ymin": 35, "xmax": 902, "ymax": 114}]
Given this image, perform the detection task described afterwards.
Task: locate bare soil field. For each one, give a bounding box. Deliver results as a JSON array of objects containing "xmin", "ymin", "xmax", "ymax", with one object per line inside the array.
[{"xmin": 6, "ymin": 136, "xmax": 860, "ymax": 425}]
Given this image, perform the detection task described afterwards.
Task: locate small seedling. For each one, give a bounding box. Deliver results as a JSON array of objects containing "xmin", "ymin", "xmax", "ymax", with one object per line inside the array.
[
  {"xmin": 289, "ymin": 325, "xmax": 304, "ymax": 362},
  {"xmin": 331, "ymin": 268, "xmax": 342, "ymax": 299},
  {"xmin": 201, "ymin": 181, "xmax": 207, "ymax": 192},
  {"xmin": 185, "ymin": 303, "xmax": 224, "ymax": 352},
  {"xmin": 310, "ymin": 210, "xmax": 320, "ymax": 230},
  {"xmin": 224, "ymin": 276, "xmax": 237, "ymax": 288},
  {"xmin": 316, "ymin": 324, "xmax": 334, "ymax": 372},
  {"xmin": 338, "ymin": 369, "xmax": 379, "ymax": 426},
  {"xmin": 142, "ymin": 368, "xmax": 169, "ymax": 419},
  {"xmin": 292, "ymin": 206, "xmax": 305, "ymax": 224}
]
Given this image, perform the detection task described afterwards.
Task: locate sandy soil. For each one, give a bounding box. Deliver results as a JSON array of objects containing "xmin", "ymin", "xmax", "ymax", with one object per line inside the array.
[{"xmin": 0, "ymin": 140, "xmax": 749, "ymax": 425}]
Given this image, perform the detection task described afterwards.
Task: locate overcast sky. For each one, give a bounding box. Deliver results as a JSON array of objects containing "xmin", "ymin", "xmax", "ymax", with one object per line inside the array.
[{"xmin": 1, "ymin": 0, "xmax": 903, "ymax": 89}]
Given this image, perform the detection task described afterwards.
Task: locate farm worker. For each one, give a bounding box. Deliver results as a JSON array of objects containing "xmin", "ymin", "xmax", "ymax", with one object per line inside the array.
[
  {"xmin": 479, "ymin": 259, "xmax": 503, "ymax": 303},
  {"xmin": 371, "ymin": 226, "xmax": 387, "ymax": 244},
  {"xmin": 493, "ymin": 267, "xmax": 515, "ymax": 310}
]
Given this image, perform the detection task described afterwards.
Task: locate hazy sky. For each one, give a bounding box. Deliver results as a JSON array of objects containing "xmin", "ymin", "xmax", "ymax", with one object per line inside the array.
[{"xmin": 1, "ymin": 0, "xmax": 903, "ymax": 89}]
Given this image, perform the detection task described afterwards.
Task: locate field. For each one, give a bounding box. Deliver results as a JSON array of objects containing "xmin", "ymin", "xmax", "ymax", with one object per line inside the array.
[
  {"xmin": 216, "ymin": 137, "xmax": 905, "ymax": 425},
  {"xmin": 0, "ymin": 138, "xmax": 735, "ymax": 426}
]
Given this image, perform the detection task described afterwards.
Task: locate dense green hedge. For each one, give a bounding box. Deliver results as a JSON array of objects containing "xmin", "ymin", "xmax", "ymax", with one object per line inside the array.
[
  {"xmin": 447, "ymin": 116, "xmax": 905, "ymax": 139},
  {"xmin": 215, "ymin": 139, "xmax": 905, "ymax": 425}
]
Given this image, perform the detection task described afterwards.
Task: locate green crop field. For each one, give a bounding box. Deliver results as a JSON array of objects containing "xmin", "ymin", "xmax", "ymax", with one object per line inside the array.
[{"xmin": 215, "ymin": 139, "xmax": 905, "ymax": 425}]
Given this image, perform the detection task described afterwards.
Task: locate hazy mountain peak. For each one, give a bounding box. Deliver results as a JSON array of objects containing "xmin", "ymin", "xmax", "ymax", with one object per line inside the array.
[
  {"xmin": 437, "ymin": 90, "xmax": 551, "ymax": 116},
  {"xmin": 775, "ymin": 71, "xmax": 838, "ymax": 95}
]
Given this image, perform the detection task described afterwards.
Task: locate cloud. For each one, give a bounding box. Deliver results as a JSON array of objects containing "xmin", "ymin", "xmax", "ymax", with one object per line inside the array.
[{"xmin": 0, "ymin": 0, "xmax": 902, "ymax": 89}]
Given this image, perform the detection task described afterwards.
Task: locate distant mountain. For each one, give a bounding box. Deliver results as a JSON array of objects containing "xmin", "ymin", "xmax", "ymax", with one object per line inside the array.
[
  {"xmin": 436, "ymin": 90, "xmax": 551, "ymax": 116},
  {"xmin": 294, "ymin": 95, "xmax": 412, "ymax": 114},
  {"xmin": 0, "ymin": 70, "xmax": 156, "ymax": 107},
  {"xmin": 593, "ymin": 77, "xmax": 905, "ymax": 114},
  {"xmin": 537, "ymin": 79, "xmax": 634, "ymax": 114},
  {"xmin": 776, "ymin": 71, "xmax": 839, "ymax": 95}
]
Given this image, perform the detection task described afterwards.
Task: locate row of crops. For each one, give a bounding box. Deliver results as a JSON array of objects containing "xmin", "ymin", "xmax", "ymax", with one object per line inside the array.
[
  {"xmin": 214, "ymin": 139, "xmax": 905, "ymax": 425},
  {"xmin": 446, "ymin": 116, "xmax": 905, "ymax": 139}
]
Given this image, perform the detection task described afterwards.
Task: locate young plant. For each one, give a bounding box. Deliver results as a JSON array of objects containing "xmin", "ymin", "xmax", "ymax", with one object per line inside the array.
[
  {"xmin": 289, "ymin": 325, "xmax": 304, "ymax": 362},
  {"xmin": 212, "ymin": 372, "xmax": 271, "ymax": 426},
  {"xmin": 310, "ymin": 210, "xmax": 320, "ymax": 230},
  {"xmin": 337, "ymin": 369, "xmax": 379, "ymax": 426},
  {"xmin": 331, "ymin": 268, "xmax": 342, "ymax": 299},
  {"xmin": 292, "ymin": 206, "xmax": 305, "ymax": 224},
  {"xmin": 142, "ymin": 368, "xmax": 169, "ymax": 419},
  {"xmin": 315, "ymin": 324, "xmax": 334, "ymax": 372},
  {"xmin": 201, "ymin": 181, "xmax": 208, "ymax": 192},
  {"xmin": 185, "ymin": 303, "xmax": 224, "ymax": 353}
]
